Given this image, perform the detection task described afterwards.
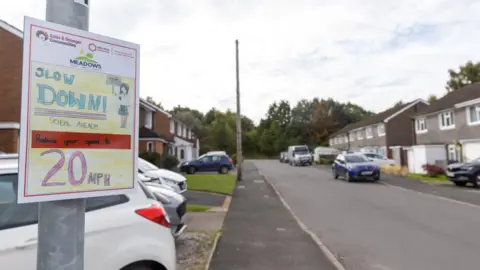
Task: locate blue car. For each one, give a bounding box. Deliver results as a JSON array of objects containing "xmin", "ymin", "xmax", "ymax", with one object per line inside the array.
[
  {"xmin": 332, "ymin": 153, "xmax": 380, "ymax": 182},
  {"xmin": 180, "ymin": 153, "xmax": 234, "ymax": 174}
]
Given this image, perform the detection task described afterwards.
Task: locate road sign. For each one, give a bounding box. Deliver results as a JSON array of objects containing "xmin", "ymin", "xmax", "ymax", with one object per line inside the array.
[{"xmin": 18, "ymin": 16, "xmax": 140, "ymax": 203}]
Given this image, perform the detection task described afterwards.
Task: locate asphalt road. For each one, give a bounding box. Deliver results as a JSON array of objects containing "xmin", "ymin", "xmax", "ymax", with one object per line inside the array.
[{"xmin": 253, "ymin": 160, "xmax": 480, "ymax": 270}]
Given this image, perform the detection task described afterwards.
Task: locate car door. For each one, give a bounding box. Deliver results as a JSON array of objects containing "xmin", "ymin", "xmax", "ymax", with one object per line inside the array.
[
  {"xmin": 196, "ymin": 155, "xmax": 214, "ymax": 172},
  {"xmin": 0, "ymin": 174, "xmax": 38, "ymax": 270},
  {"xmin": 334, "ymin": 155, "xmax": 346, "ymax": 176}
]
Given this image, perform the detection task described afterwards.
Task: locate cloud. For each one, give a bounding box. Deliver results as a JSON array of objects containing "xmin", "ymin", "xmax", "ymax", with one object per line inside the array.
[{"xmin": 2, "ymin": 0, "xmax": 480, "ymax": 123}]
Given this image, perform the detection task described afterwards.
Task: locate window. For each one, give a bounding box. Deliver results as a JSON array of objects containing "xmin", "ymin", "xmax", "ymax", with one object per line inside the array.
[
  {"xmin": 366, "ymin": 126, "xmax": 373, "ymax": 138},
  {"xmin": 180, "ymin": 149, "xmax": 185, "ymax": 159},
  {"xmin": 345, "ymin": 155, "xmax": 368, "ymax": 163},
  {"xmin": 349, "ymin": 133, "xmax": 355, "ymax": 142},
  {"xmin": 144, "ymin": 111, "xmax": 153, "ymax": 129},
  {"xmin": 357, "ymin": 130, "xmax": 363, "ymax": 140},
  {"xmin": 147, "ymin": 142, "xmax": 154, "ymax": 153},
  {"xmin": 415, "ymin": 118, "xmax": 427, "ymax": 133},
  {"xmin": 439, "ymin": 111, "xmax": 455, "ymax": 129},
  {"xmin": 467, "ymin": 105, "xmax": 480, "ymax": 125},
  {"xmin": 377, "ymin": 124, "xmax": 385, "ymax": 136},
  {"xmin": 170, "ymin": 120, "xmax": 174, "ymax": 133}
]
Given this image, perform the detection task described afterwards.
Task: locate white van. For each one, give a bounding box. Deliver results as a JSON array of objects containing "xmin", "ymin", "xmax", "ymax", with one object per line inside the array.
[{"xmin": 287, "ymin": 145, "xmax": 312, "ymax": 166}]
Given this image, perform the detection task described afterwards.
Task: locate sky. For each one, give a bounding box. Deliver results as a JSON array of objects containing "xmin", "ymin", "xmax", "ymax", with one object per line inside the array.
[{"xmin": 2, "ymin": 0, "xmax": 480, "ymax": 123}]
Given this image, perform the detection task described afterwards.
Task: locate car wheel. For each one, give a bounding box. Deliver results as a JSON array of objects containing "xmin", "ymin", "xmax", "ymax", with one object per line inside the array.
[
  {"xmin": 188, "ymin": 166, "xmax": 196, "ymax": 175},
  {"xmin": 332, "ymin": 169, "xmax": 338, "ymax": 179},
  {"xmin": 219, "ymin": 166, "xmax": 228, "ymax": 174},
  {"xmin": 454, "ymin": 181, "xmax": 467, "ymax": 187}
]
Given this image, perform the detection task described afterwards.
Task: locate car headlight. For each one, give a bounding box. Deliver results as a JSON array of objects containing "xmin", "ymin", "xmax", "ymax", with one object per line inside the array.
[
  {"xmin": 153, "ymin": 192, "xmax": 171, "ymax": 204},
  {"xmin": 347, "ymin": 164, "xmax": 356, "ymax": 169}
]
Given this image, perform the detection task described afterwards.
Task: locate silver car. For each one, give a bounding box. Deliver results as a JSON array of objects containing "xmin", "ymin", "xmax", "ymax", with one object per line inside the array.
[{"xmin": 144, "ymin": 181, "xmax": 187, "ymax": 237}]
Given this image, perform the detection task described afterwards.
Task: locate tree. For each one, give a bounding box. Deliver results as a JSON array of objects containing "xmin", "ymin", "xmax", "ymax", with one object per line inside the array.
[
  {"xmin": 427, "ymin": 94, "xmax": 438, "ymax": 103},
  {"xmin": 446, "ymin": 61, "xmax": 480, "ymax": 92},
  {"xmin": 146, "ymin": 96, "xmax": 164, "ymax": 109}
]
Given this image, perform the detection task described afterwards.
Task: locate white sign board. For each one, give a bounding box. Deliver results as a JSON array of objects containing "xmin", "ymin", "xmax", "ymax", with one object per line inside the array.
[{"xmin": 18, "ymin": 16, "xmax": 140, "ymax": 203}]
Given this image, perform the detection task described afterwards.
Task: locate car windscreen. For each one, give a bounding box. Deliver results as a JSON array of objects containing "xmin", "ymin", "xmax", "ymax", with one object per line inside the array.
[
  {"xmin": 345, "ymin": 155, "xmax": 368, "ymax": 163},
  {"xmin": 138, "ymin": 158, "xmax": 159, "ymax": 172},
  {"xmin": 294, "ymin": 147, "xmax": 309, "ymax": 154}
]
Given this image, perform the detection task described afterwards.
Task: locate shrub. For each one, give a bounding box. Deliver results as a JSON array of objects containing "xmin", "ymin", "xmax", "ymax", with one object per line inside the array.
[
  {"xmin": 422, "ymin": 163, "xmax": 444, "ymax": 177},
  {"xmin": 162, "ymin": 154, "xmax": 179, "ymax": 170},
  {"xmin": 400, "ymin": 166, "xmax": 409, "ymax": 177},
  {"xmin": 139, "ymin": 152, "xmax": 162, "ymax": 167},
  {"xmin": 139, "ymin": 152, "xmax": 178, "ymax": 170}
]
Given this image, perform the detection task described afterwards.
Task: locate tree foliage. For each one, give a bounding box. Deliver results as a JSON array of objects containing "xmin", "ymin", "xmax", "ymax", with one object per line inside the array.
[
  {"xmin": 169, "ymin": 98, "xmax": 372, "ymax": 158},
  {"xmin": 446, "ymin": 61, "xmax": 480, "ymax": 92}
]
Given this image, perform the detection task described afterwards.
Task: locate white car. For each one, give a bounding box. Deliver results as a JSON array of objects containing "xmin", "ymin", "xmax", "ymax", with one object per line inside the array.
[
  {"xmin": 0, "ymin": 160, "xmax": 176, "ymax": 270},
  {"xmin": 362, "ymin": 153, "xmax": 396, "ymax": 166},
  {"xmin": 138, "ymin": 158, "xmax": 187, "ymax": 193}
]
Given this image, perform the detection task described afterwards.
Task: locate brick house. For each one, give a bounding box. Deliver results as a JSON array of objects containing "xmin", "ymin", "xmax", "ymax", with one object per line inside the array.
[
  {"xmin": 329, "ymin": 99, "xmax": 429, "ymax": 165},
  {"xmin": 139, "ymin": 98, "xmax": 175, "ymax": 155},
  {"xmin": 0, "ymin": 20, "xmax": 23, "ymax": 153}
]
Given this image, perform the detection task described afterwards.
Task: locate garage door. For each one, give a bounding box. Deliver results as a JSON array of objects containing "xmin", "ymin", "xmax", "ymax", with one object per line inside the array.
[{"xmin": 462, "ymin": 142, "xmax": 480, "ymax": 162}]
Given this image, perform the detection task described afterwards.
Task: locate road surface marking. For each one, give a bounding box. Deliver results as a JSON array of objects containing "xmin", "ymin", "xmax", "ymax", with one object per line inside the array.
[
  {"xmin": 383, "ymin": 182, "xmax": 480, "ymax": 210},
  {"xmin": 258, "ymin": 171, "xmax": 347, "ymax": 270}
]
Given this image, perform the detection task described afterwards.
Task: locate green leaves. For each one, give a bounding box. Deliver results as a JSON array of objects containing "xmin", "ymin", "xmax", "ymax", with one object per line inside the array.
[{"xmin": 446, "ymin": 61, "xmax": 480, "ymax": 92}]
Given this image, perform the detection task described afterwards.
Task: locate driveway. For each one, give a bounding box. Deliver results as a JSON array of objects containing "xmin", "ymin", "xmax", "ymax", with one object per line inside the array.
[{"xmin": 254, "ymin": 160, "xmax": 480, "ymax": 270}]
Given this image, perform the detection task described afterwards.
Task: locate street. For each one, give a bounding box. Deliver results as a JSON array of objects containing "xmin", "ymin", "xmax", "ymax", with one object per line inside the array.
[{"xmin": 253, "ymin": 160, "xmax": 480, "ymax": 270}]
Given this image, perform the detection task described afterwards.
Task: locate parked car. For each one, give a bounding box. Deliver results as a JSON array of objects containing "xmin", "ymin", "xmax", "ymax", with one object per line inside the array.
[
  {"xmin": 0, "ymin": 161, "xmax": 176, "ymax": 270},
  {"xmin": 179, "ymin": 153, "xmax": 234, "ymax": 174},
  {"xmin": 279, "ymin": 152, "xmax": 288, "ymax": 163},
  {"xmin": 332, "ymin": 153, "xmax": 381, "ymax": 182},
  {"xmin": 287, "ymin": 145, "xmax": 312, "ymax": 166},
  {"xmin": 144, "ymin": 181, "xmax": 187, "ymax": 237},
  {"xmin": 361, "ymin": 153, "xmax": 396, "ymax": 166},
  {"xmin": 138, "ymin": 157, "xmax": 187, "ymax": 193},
  {"xmin": 445, "ymin": 157, "xmax": 480, "ymax": 187}
]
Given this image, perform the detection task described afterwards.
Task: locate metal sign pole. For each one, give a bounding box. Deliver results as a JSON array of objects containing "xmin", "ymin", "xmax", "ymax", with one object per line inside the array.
[{"xmin": 37, "ymin": 1, "xmax": 89, "ymax": 270}]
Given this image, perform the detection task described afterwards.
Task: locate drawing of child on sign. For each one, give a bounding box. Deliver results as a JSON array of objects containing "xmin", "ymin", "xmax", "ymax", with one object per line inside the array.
[{"xmin": 107, "ymin": 76, "xmax": 130, "ymax": 129}]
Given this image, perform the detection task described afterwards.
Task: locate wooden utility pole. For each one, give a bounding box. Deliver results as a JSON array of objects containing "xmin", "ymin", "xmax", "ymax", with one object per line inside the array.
[{"xmin": 235, "ymin": 39, "xmax": 243, "ymax": 181}]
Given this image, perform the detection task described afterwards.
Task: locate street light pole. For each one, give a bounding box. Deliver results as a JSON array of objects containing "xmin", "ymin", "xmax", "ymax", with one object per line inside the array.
[
  {"xmin": 235, "ymin": 39, "xmax": 243, "ymax": 181},
  {"xmin": 37, "ymin": 1, "xmax": 89, "ymax": 270}
]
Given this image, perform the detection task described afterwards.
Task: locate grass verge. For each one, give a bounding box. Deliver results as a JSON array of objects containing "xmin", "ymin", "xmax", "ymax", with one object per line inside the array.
[
  {"xmin": 186, "ymin": 174, "xmax": 236, "ymax": 195},
  {"xmin": 187, "ymin": 204, "xmax": 211, "ymax": 212},
  {"xmin": 407, "ymin": 173, "xmax": 450, "ymax": 184}
]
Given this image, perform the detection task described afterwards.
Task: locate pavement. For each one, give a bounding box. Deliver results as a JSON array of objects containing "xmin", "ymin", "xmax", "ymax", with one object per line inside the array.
[
  {"xmin": 209, "ymin": 161, "xmax": 337, "ymax": 270},
  {"xmin": 185, "ymin": 190, "xmax": 226, "ymax": 207},
  {"xmin": 254, "ymin": 160, "xmax": 480, "ymax": 270}
]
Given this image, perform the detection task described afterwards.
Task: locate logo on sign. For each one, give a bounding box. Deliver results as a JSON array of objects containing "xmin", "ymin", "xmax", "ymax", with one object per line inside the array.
[
  {"xmin": 70, "ymin": 49, "xmax": 102, "ymax": 70},
  {"xmin": 36, "ymin": 30, "xmax": 49, "ymax": 42}
]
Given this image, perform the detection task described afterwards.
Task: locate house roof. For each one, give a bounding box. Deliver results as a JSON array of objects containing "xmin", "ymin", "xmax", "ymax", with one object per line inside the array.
[
  {"xmin": 415, "ymin": 83, "xmax": 480, "ymax": 116},
  {"xmin": 139, "ymin": 98, "xmax": 172, "ymax": 117},
  {"xmin": 139, "ymin": 127, "xmax": 174, "ymax": 143},
  {"xmin": 329, "ymin": 99, "xmax": 427, "ymax": 138},
  {"xmin": 0, "ymin": 19, "xmax": 22, "ymax": 38}
]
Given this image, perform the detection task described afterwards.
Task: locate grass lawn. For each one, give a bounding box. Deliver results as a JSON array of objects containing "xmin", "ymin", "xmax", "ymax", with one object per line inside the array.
[
  {"xmin": 407, "ymin": 173, "xmax": 450, "ymax": 184},
  {"xmin": 187, "ymin": 204, "xmax": 211, "ymax": 212},
  {"xmin": 186, "ymin": 174, "xmax": 236, "ymax": 195}
]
